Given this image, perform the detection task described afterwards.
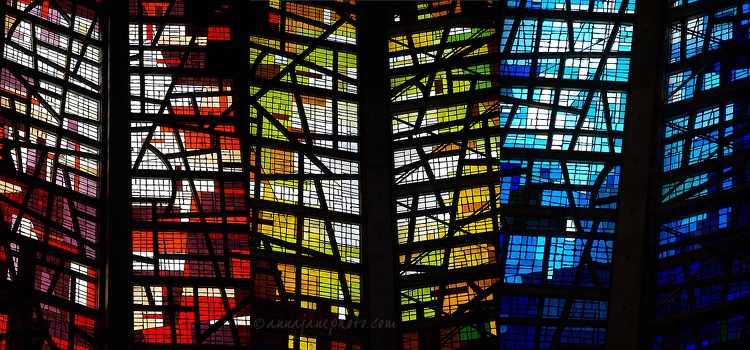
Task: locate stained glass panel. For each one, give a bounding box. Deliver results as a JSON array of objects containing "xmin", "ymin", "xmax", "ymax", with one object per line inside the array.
[
  {"xmin": 129, "ymin": 0, "xmax": 362, "ymax": 347},
  {"xmin": 0, "ymin": 0, "xmax": 102, "ymax": 348},
  {"xmin": 389, "ymin": 2, "xmax": 501, "ymax": 348},
  {"xmin": 652, "ymin": 0, "xmax": 750, "ymax": 348},
  {"xmin": 496, "ymin": 1, "xmax": 634, "ymax": 347}
]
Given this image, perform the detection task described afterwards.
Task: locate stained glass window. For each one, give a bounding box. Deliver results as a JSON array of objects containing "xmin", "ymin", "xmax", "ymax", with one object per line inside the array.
[
  {"xmin": 2, "ymin": 1, "xmax": 750, "ymax": 349},
  {"xmin": 128, "ymin": 0, "xmax": 248, "ymax": 344},
  {"xmin": 652, "ymin": 1, "xmax": 750, "ymax": 348},
  {"xmin": 496, "ymin": 0, "xmax": 633, "ymax": 348},
  {"xmin": 128, "ymin": 0, "xmax": 362, "ymax": 347},
  {"xmin": 0, "ymin": 0, "xmax": 103, "ymax": 348},
  {"xmin": 248, "ymin": 1, "xmax": 363, "ymax": 348},
  {"xmin": 388, "ymin": 2, "xmax": 501, "ymax": 348}
]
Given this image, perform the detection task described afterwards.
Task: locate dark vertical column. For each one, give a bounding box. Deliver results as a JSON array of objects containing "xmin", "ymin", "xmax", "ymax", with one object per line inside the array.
[
  {"xmin": 357, "ymin": 3, "xmax": 399, "ymax": 349},
  {"xmin": 104, "ymin": 0, "xmax": 133, "ymax": 348},
  {"xmin": 606, "ymin": 1, "xmax": 665, "ymax": 349}
]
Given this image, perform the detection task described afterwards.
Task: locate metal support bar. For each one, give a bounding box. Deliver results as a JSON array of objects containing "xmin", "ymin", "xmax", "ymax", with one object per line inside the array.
[
  {"xmin": 358, "ymin": 3, "xmax": 399, "ymax": 349},
  {"xmin": 605, "ymin": 0, "xmax": 665, "ymax": 348},
  {"xmin": 104, "ymin": 0, "xmax": 133, "ymax": 348}
]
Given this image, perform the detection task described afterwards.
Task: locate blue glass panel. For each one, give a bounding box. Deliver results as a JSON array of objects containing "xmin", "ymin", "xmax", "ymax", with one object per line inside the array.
[
  {"xmin": 693, "ymin": 285, "xmax": 722, "ymax": 308},
  {"xmin": 569, "ymin": 300, "xmax": 608, "ymax": 320},
  {"xmin": 498, "ymin": 1, "xmax": 633, "ymax": 343},
  {"xmin": 568, "ymin": 162, "xmax": 605, "ymax": 185},
  {"xmin": 658, "ymin": 207, "xmax": 732, "ymax": 257},
  {"xmin": 548, "ymin": 238, "xmax": 584, "ymax": 278},
  {"xmin": 657, "ymin": 266, "xmax": 685, "ymax": 286},
  {"xmin": 543, "ymin": 298, "xmax": 564, "ymax": 318},
  {"xmin": 500, "ymin": 296, "xmax": 539, "ymax": 318},
  {"xmin": 537, "ymin": 58, "xmax": 560, "ymax": 78},
  {"xmin": 688, "ymin": 130, "xmax": 719, "ymax": 165},
  {"xmin": 702, "ymin": 63, "xmax": 721, "ymax": 90},
  {"xmin": 512, "ymin": 20, "xmax": 537, "ymax": 53},
  {"xmin": 539, "ymin": 21, "xmax": 568, "ymax": 52},
  {"xmin": 504, "ymin": 133, "xmax": 548, "ymax": 149},
  {"xmin": 532, "ymin": 161, "xmax": 564, "ymax": 184},
  {"xmin": 555, "ymin": 112, "xmax": 579, "ymax": 129},
  {"xmin": 664, "ymin": 140, "xmax": 684, "ymax": 171},
  {"xmin": 665, "ymin": 116, "xmax": 689, "ymax": 137},
  {"xmin": 560, "ymin": 327, "xmax": 606, "ymax": 344},
  {"xmin": 694, "ymin": 106, "xmax": 720, "ymax": 128},
  {"xmin": 500, "ymin": 87, "xmax": 528, "ymax": 99},
  {"xmin": 710, "ymin": 23, "xmax": 733, "ymax": 50},
  {"xmin": 729, "ymin": 55, "xmax": 750, "ymax": 82},
  {"xmin": 499, "ymin": 325, "xmax": 537, "ymax": 349},
  {"xmin": 540, "ymin": 190, "xmax": 570, "ymax": 206},
  {"xmin": 715, "ymin": 7, "xmax": 737, "ymax": 18},
  {"xmin": 661, "ymin": 173, "xmax": 709, "ymax": 202},
  {"xmin": 685, "ymin": 16, "xmax": 707, "ymax": 58},
  {"xmin": 500, "ymin": 60, "xmax": 532, "ymax": 77},
  {"xmin": 591, "ymin": 240, "xmax": 613, "ymax": 263},
  {"xmin": 505, "ymin": 235, "xmax": 546, "ymax": 283},
  {"xmin": 601, "ymin": 58, "xmax": 630, "ymax": 81},
  {"xmin": 667, "ymin": 70, "xmax": 696, "ymax": 103}
]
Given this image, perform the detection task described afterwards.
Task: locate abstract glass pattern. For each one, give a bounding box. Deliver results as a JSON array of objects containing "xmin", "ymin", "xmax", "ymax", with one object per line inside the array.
[
  {"xmin": 0, "ymin": 0, "xmax": 102, "ymax": 348},
  {"xmin": 3, "ymin": 1, "xmax": 748, "ymax": 349},
  {"xmin": 666, "ymin": 2, "xmax": 750, "ymax": 103},
  {"xmin": 249, "ymin": 1, "xmax": 363, "ymax": 349},
  {"xmin": 129, "ymin": 0, "xmax": 362, "ymax": 348},
  {"xmin": 496, "ymin": 1, "xmax": 633, "ymax": 348},
  {"xmin": 389, "ymin": 2, "xmax": 501, "ymax": 348},
  {"xmin": 129, "ymin": 0, "xmax": 251, "ymax": 345},
  {"xmin": 652, "ymin": 1, "xmax": 750, "ymax": 348}
]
